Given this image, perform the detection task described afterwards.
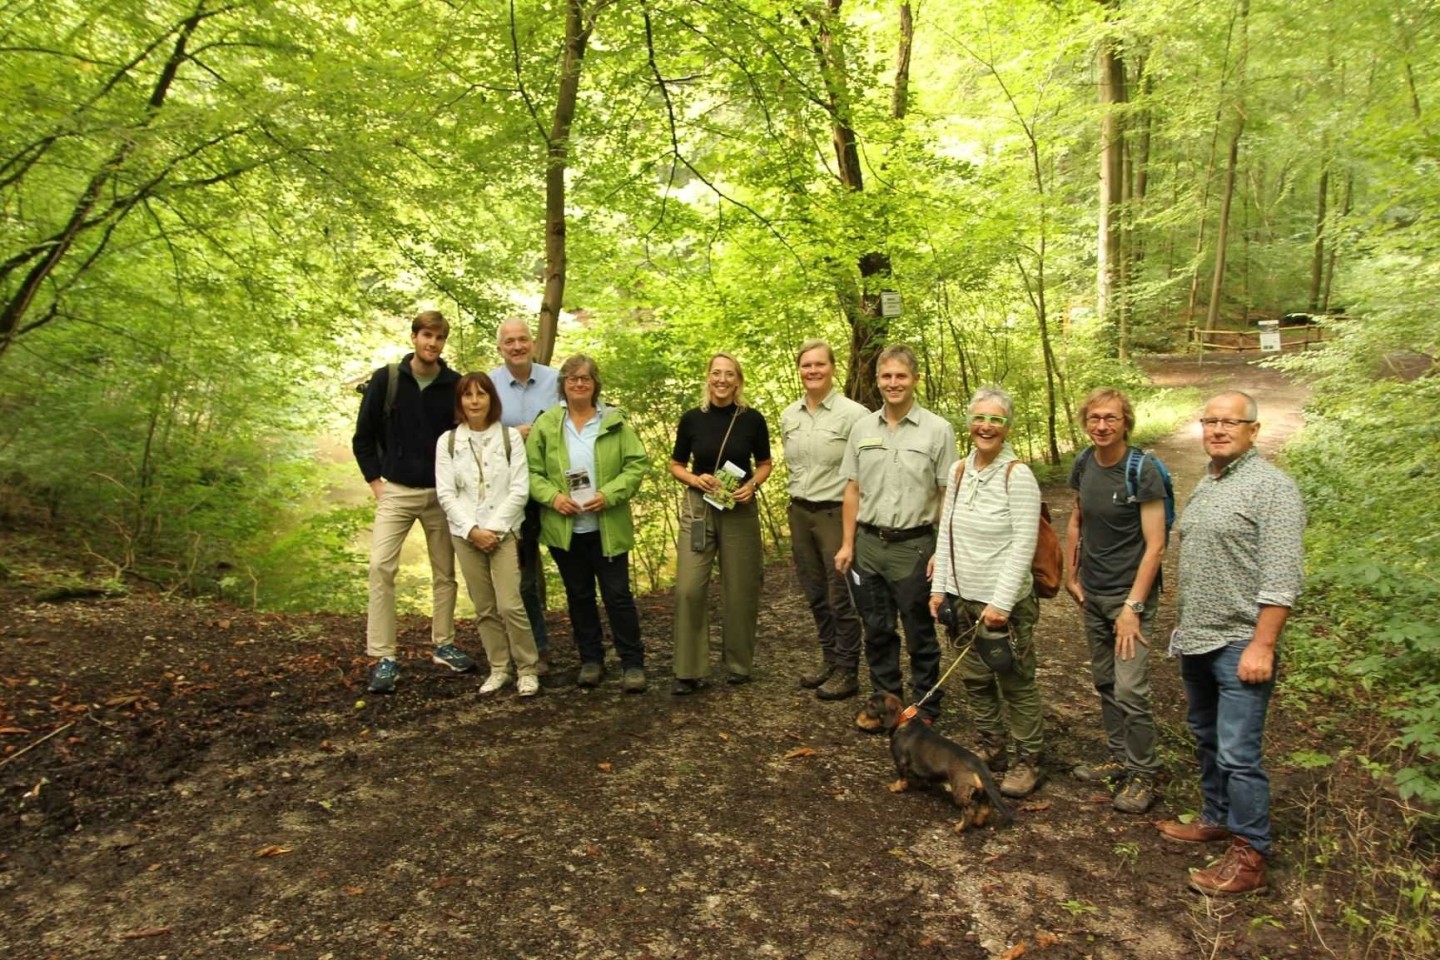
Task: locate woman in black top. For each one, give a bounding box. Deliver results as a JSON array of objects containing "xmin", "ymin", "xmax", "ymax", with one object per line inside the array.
[{"xmin": 668, "ymin": 352, "xmax": 773, "ymax": 694}]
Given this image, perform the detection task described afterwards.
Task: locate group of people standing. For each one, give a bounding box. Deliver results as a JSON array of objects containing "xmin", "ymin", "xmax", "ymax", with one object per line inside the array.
[{"xmin": 353, "ymin": 311, "xmax": 1305, "ymax": 899}]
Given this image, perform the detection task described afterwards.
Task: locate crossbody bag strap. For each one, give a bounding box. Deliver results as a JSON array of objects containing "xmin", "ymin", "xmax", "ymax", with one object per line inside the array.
[
  {"xmin": 948, "ymin": 459, "xmax": 966, "ymax": 597},
  {"xmin": 690, "ymin": 406, "xmax": 742, "ymax": 524}
]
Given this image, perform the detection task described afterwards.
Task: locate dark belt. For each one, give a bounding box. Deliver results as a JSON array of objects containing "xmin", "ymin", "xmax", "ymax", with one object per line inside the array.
[
  {"xmin": 790, "ymin": 498, "xmax": 842, "ymax": 512},
  {"xmin": 859, "ymin": 522, "xmax": 933, "ymax": 542}
]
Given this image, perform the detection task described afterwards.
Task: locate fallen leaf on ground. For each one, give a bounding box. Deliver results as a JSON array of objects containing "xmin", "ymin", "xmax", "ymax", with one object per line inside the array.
[
  {"xmin": 784, "ymin": 747, "xmax": 817, "ymax": 759},
  {"xmin": 718, "ymin": 732, "xmax": 730, "ymax": 741},
  {"xmin": 254, "ymin": 844, "xmax": 293, "ymax": 858},
  {"xmin": 0, "ymin": 726, "xmax": 31, "ymax": 735},
  {"xmin": 1086, "ymin": 794, "xmax": 1113, "ymax": 804},
  {"xmin": 1021, "ymin": 799, "xmax": 1051, "ymax": 812},
  {"xmin": 429, "ymin": 876, "xmax": 461, "ymax": 890},
  {"xmin": 998, "ymin": 942, "xmax": 1027, "ymax": 960},
  {"xmin": 1035, "ymin": 930, "xmax": 1061, "ymax": 948},
  {"xmin": 118, "ymin": 927, "xmax": 172, "ymax": 940},
  {"xmin": 341, "ymin": 885, "xmax": 365, "ymax": 896},
  {"xmin": 597, "ymin": 762, "xmax": 613, "ymax": 773}
]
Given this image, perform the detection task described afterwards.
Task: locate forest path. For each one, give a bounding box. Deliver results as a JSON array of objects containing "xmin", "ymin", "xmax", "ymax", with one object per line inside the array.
[{"xmin": 1, "ymin": 353, "xmax": 1332, "ymax": 960}]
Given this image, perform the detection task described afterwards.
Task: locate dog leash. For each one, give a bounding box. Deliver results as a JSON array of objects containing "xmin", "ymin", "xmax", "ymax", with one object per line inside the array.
[
  {"xmin": 902, "ymin": 620, "xmax": 980, "ymax": 722},
  {"xmin": 841, "ymin": 562, "xmax": 994, "ymax": 723}
]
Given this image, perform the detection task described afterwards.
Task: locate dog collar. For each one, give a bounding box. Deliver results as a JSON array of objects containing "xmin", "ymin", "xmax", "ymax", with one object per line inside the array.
[{"xmin": 900, "ymin": 705, "xmax": 919, "ymax": 724}]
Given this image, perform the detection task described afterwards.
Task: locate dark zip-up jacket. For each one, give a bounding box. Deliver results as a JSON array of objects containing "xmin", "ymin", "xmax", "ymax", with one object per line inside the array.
[{"xmin": 352, "ymin": 354, "xmax": 460, "ymax": 489}]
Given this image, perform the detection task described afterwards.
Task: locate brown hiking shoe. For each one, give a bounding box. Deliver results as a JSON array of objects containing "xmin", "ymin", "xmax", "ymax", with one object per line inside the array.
[
  {"xmin": 799, "ymin": 664, "xmax": 835, "ymax": 689},
  {"xmin": 1188, "ymin": 838, "xmax": 1268, "ymax": 896},
  {"xmin": 1157, "ymin": 819, "xmax": 1232, "ymax": 844},
  {"xmin": 815, "ymin": 671, "xmax": 858, "ymax": 701},
  {"xmin": 1000, "ymin": 757, "xmax": 1042, "ymax": 798},
  {"xmin": 1112, "ymin": 776, "xmax": 1156, "ymax": 814},
  {"xmin": 1073, "ymin": 759, "xmax": 1127, "ymax": 785}
]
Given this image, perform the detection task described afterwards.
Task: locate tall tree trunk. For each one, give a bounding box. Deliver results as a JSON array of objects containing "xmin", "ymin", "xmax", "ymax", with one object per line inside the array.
[
  {"xmin": 812, "ymin": 0, "xmax": 890, "ymax": 409},
  {"xmin": 1308, "ymin": 155, "xmax": 1330, "ymax": 312},
  {"xmin": 892, "ymin": 3, "xmax": 913, "ymax": 120},
  {"xmin": 536, "ymin": 0, "xmax": 595, "ymax": 366},
  {"xmin": 1097, "ymin": 17, "xmax": 1126, "ymax": 355},
  {"xmin": 1322, "ymin": 171, "xmax": 1352, "ymax": 312},
  {"xmin": 1204, "ymin": 0, "xmax": 1249, "ymax": 336}
]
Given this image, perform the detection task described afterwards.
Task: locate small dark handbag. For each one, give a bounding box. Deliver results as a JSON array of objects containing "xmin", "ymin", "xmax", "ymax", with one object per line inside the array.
[{"xmin": 974, "ymin": 621, "xmax": 1016, "ymax": 674}]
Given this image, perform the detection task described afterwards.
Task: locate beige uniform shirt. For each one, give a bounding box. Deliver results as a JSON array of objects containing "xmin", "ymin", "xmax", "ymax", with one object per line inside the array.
[
  {"xmin": 841, "ymin": 403, "xmax": 956, "ymax": 529},
  {"xmin": 780, "ymin": 389, "xmax": 870, "ymax": 502}
]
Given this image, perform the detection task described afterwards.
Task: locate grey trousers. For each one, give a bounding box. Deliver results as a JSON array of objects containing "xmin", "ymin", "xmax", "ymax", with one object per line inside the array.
[
  {"xmin": 787, "ymin": 501, "xmax": 862, "ymax": 671},
  {"xmin": 1083, "ymin": 591, "xmax": 1160, "ymax": 776}
]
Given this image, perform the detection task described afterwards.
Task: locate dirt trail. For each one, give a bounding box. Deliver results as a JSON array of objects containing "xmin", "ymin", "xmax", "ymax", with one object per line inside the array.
[{"xmin": 1, "ymin": 354, "xmax": 1327, "ymax": 960}]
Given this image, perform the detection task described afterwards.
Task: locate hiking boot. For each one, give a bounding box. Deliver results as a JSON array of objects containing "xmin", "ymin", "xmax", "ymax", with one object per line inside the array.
[
  {"xmin": 1158, "ymin": 819, "xmax": 1232, "ymax": 844},
  {"xmin": 799, "ymin": 664, "xmax": 835, "ymax": 689},
  {"xmin": 1000, "ymin": 756, "xmax": 1043, "ymax": 798},
  {"xmin": 1188, "ymin": 837, "xmax": 1268, "ymax": 896},
  {"xmin": 815, "ymin": 670, "xmax": 858, "ymax": 701},
  {"xmin": 1113, "ymin": 776, "xmax": 1156, "ymax": 814},
  {"xmin": 516, "ymin": 675, "xmax": 541, "ymax": 698},
  {"xmin": 534, "ymin": 651, "xmax": 551, "ymax": 677},
  {"xmin": 478, "ymin": 671, "xmax": 511, "ymax": 695},
  {"xmin": 621, "ymin": 668, "xmax": 648, "ymax": 693},
  {"xmin": 727, "ymin": 672, "xmax": 752, "ymax": 685},
  {"xmin": 671, "ymin": 677, "xmax": 704, "ymax": 696},
  {"xmin": 973, "ymin": 735, "xmax": 1009, "ymax": 773},
  {"xmin": 1073, "ymin": 759, "xmax": 1127, "ymax": 785},
  {"xmin": 577, "ymin": 662, "xmax": 604, "ymax": 688},
  {"xmin": 367, "ymin": 658, "xmax": 399, "ymax": 694},
  {"xmin": 431, "ymin": 644, "xmax": 476, "ymax": 673}
]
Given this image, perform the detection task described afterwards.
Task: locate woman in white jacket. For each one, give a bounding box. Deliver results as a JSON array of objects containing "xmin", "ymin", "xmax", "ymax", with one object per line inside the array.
[{"xmin": 435, "ymin": 371, "xmax": 541, "ymax": 697}]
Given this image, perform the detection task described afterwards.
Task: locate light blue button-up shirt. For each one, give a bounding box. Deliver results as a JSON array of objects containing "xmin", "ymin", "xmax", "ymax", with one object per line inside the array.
[
  {"xmin": 563, "ymin": 403, "xmax": 604, "ymax": 535},
  {"xmin": 488, "ymin": 362, "xmax": 559, "ymax": 428}
]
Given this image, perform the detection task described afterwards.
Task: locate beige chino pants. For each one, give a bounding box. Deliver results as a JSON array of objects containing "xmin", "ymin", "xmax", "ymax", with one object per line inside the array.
[{"xmin": 366, "ymin": 483, "xmax": 457, "ymax": 659}]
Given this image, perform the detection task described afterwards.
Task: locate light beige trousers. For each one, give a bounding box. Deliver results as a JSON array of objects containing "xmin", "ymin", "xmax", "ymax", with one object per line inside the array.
[
  {"xmin": 365, "ymin": 483, "xmax": 456, "ymax": 659},
  {"xmin": 452, "ymin": 535, "xmax": 539, "ymax": 678}
]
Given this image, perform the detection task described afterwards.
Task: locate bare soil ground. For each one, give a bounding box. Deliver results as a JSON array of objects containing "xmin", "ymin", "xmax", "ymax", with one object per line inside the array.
[{"xmin": 0, "ymin": 355, "xmax": 1369, "ymax": 959}]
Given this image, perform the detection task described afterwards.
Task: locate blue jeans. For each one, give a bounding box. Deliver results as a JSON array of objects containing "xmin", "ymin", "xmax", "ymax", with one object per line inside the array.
[{"xmin": 1179, "ymin": 643, "xmax": 1275, "ymax": 855}]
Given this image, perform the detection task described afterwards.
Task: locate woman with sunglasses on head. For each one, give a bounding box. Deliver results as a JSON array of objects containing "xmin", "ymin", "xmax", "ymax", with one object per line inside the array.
[
  {"xmin": 435, "ymin": 372, "xmax": 541, "ymax": 697},
  {"xmin": 668, "ymin": 352, "xmax": 773, "ymax": 695},
  {"xmin": 527, "ymin": 355, "xmax": 651, "ymax": 692},
  {"xmin": 929, "ymin": 385, "xmax": 1045, "ymax": 797}
]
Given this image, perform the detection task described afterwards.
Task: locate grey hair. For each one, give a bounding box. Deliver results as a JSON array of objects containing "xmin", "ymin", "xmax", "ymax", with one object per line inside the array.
[
  {"xmin": 1210, "ymin": 390, "xmax": 1258, "ymax": 420},
  {"xmin": 968, "ymin": 384, "xmax": 1014, "ymax": 419},
  {"xmin": 496, "ymin": 317, "xmax": 534, "ymax": 347}
]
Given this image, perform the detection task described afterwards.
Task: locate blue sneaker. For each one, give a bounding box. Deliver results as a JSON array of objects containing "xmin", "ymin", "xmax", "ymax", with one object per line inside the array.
[
  {"xmin": 431, "ymin": 644, "xmax": 476, "ymax": 673},
  {"xmin": 367, "ymin": 658, "xmax": 399, "ymax": 694}
]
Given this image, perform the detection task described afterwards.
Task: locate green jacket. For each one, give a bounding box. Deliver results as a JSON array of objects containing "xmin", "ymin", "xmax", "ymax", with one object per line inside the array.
[{"xmin": 527, "ymin": 403, "xmax": 649, "ymax": 556}]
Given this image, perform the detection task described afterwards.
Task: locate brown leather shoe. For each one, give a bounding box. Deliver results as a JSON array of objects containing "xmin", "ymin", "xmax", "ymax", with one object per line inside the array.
[
  {"xmin": 1188, "ymin": 837, "xmax": 1268, "ymax": 895},
  {"xmin": 1157, "ymin": 819, "xmax": 1233, "ymax": 844}
]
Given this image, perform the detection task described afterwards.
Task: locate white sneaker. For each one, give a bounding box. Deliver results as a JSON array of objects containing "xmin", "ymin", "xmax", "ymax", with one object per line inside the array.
[
  {"xmin": 478, "ymin": 672, "xmax": 511, "ymax": 695},
  {"xmin": 517, "ymin": 675, "xmax": 541, "ymax": 698}
]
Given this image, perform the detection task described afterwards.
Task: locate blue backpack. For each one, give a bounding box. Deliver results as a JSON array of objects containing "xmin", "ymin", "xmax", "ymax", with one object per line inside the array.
[{"xmin": 1078, "ymin": 446, "xmax": 1176, "ymax": 544}]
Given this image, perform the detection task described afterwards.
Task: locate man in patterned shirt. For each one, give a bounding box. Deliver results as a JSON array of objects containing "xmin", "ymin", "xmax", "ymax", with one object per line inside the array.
[{"xmin": 1158, "ymin": 391, "xmax": 1305, "ymax": 896}]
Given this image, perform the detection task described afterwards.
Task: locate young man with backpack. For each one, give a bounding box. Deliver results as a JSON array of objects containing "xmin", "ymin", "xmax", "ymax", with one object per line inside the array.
[
  {"xmin": 352, "ymin": 310, "xmax": 472, "ymax": 694},
  {"xmin": 1066, "ymin": 387, "xmax": 1172, "ymax": 813}
]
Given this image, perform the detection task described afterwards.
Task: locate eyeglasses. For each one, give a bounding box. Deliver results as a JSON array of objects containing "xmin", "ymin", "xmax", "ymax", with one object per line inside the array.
[
  {"xmin": 1085, "ymin": 414, "xmax": 1123, "ymax": 426},
  {"xmin": 564, "ymin": 375, "xmax": 594, "ymax": 384},
  {"xmin": 1198, "ymin": 417, "xmax": 1255, "ymax": 429},
  {"xmin": 969, "ymin": 414, "xmax": 1008, "ymax": 427}
]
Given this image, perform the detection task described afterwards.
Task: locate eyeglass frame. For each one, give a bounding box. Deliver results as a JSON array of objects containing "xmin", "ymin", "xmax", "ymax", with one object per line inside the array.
[
  {"xmin": 1198, "ymin": 417, "xmax": 1256, "ymax": 429},
  {"xmin": 969, "ymin": 413, "xmax": 1009, "ymax": 427}
]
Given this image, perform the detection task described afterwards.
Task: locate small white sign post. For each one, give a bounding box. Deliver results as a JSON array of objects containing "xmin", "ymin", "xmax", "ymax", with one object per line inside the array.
[{"xmin": 1258, "ymin": 319, "xmax": 1281, "ymax": 353}]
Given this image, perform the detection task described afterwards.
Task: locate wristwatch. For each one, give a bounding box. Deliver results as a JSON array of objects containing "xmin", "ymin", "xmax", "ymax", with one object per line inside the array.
[{"xmin": 1124, "ymin": 599, "xmax": 1145, "ymax": 614}]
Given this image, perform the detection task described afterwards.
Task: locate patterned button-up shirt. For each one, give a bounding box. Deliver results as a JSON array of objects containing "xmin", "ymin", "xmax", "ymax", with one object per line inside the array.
[{"xmin": 1172, "ymin": 448, "xmax": 1306, "ymax": 656}]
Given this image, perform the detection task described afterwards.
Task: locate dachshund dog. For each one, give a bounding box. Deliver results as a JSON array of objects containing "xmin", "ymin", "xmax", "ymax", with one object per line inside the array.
[{"xmin": 876, "ymin": 693, "xmax": 1012, "ymax": 832}]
